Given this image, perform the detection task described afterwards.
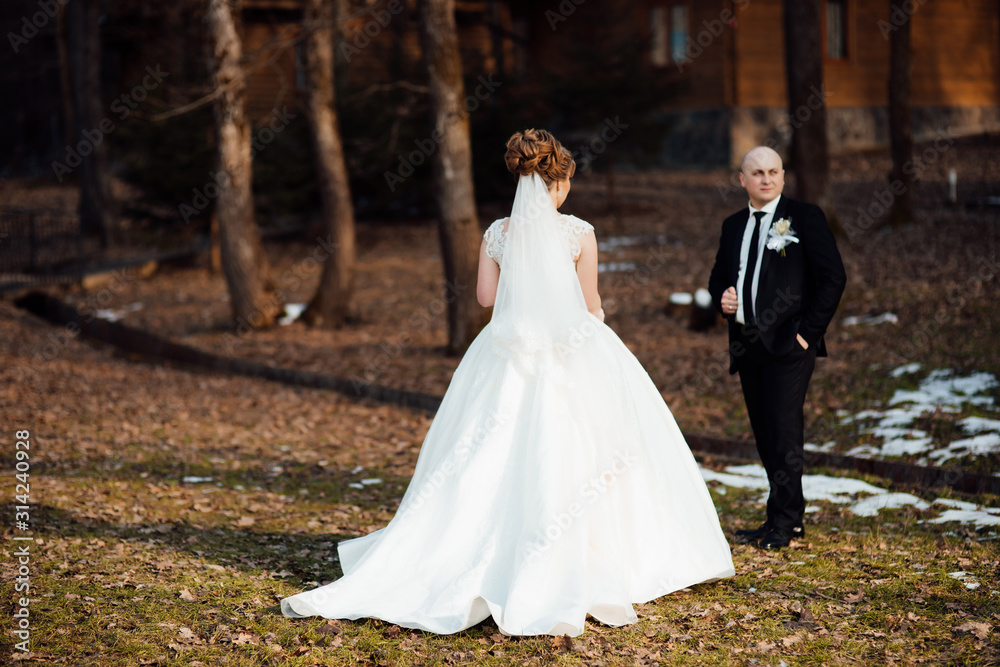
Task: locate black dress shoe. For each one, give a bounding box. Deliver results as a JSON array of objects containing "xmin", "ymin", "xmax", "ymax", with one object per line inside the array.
[
  {"xmin": 734, "ymin": 522, "xmax": 771, "ymax": 544},
  {"xmin": 759, "ymin": 529, "xmax": 792, "ymax": 550}
]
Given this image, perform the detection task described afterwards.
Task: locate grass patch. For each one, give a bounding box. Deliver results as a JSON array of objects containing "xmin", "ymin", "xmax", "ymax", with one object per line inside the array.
[{"xmin": 4, "ymin": 464, "xmax": 998, "ymax": 666}]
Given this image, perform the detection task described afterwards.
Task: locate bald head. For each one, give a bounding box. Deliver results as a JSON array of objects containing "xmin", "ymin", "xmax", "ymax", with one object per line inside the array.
[
  {"xmin": 739, "ymin": 146, "xmax": 785, "ymax": 208},
  {"xmin": 741, "ymin": 146, "xmax": 783, "ymax": 173}
]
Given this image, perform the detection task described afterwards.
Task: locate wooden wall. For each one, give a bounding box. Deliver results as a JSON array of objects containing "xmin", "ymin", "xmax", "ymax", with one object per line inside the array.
[
  {"xmin": 731, "ymin": 0, "xmax": 785, "ymax": 107},
  {"xmin": 243, "ymin": 21, "xmax": 301, "ymax": 123},
  {"xmin": 732, "ymin": 0, "xmax": 1000, "ymax": 109},
  {"xmin": 912, "ymin": 0, "xmax": 1000, "ymax": 106},
  {"xmin": 663, "ymin": 0, "xmax": 731, "ymax": 108}
]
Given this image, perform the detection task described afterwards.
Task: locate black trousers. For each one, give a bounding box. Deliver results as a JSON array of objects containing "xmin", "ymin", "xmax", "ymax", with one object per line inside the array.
[{"xmin": 736, "ymin": 328, "xmax": 817, "ymax": 532}]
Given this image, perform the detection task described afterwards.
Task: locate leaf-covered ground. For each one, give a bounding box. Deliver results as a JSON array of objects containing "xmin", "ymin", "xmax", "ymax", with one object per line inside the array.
[
  {"xmin": 1, "ymin": 318, "xmax": 997, "ymax": 665},
  {"xmin": 2, "ymin": 138, "xmax": 1000, "ymax": 664}
]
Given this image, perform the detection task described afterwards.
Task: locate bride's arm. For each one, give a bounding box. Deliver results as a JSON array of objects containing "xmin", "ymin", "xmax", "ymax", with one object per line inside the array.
[
  {"xmin": 576, "ymin": 231, "xmax": 603, "ymax": 320},
  {"xmin": 477, "ymin": 238, "xmax": 500, "ymax": 307}
]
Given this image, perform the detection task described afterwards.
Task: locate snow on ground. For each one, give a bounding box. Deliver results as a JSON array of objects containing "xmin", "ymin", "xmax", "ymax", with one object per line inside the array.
[
  {"xmin": 700, "ymin": 463, "xmax": 1000, "ymax": 530},
  {"xmin": 701, "ymin": 366, "xmax": 1000, "ymax": 531},
  {"xmin": 833, "ymin": 367, "xmax": 1000, "ymax": 465}
]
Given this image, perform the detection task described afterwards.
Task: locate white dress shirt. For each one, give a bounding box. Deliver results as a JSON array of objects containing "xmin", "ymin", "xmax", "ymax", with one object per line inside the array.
[{"xmin": 735, "ymin": 195, "xmax": 781, "ymax": 325}]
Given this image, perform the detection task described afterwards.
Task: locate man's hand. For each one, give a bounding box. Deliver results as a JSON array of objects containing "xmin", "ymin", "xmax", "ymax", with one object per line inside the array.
[
  {"xmin": 721, "ymin": 286, "xmax": 739, "ymax": 316},
  {"xmin": 796, "ymin": 333, "xmax": 808, "ymax": 350}
]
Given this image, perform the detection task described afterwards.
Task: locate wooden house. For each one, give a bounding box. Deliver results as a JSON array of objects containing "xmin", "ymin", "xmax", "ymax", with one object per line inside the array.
[
  {"xmin": 8, "ymin": 0, "xmax": 993, "ymax": 173},
  {"xmin": 239, "ymin": 0, "xmax": 1000, "ymax": 166},
  {"xmin": 502, "ymin": 0, "xmax": 1000, "ymax": 164}
]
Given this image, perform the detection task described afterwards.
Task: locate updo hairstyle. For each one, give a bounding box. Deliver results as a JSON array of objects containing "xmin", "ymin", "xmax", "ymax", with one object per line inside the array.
[{"xmin": 504, "ymin": 129, "xmax": 576, "ymax": 186}]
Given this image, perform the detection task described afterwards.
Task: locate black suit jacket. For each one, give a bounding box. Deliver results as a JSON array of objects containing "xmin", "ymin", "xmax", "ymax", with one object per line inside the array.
[{"xmin": 708, "ymin": 196, "xmax": 847, "ymax": 374}]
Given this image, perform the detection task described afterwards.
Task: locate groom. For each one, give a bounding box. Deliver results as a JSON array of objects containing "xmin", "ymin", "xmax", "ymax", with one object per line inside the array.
[{"xmin": 708, "ymin": 146, "xmax": 846, "ymax": 549}]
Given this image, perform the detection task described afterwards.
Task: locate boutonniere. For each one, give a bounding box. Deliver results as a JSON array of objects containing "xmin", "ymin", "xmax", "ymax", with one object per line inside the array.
[{"xmin": 766, "ymin": 218, "xmax": 799, "ymax": 257}]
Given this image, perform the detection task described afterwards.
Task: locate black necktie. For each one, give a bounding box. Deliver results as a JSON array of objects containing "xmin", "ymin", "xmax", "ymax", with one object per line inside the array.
[{"xmin": 742, "ymin": 211, "xmax": 766, "ymax": 326}]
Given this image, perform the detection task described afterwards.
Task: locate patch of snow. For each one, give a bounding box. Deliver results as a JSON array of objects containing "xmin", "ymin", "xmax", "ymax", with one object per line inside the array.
[
  {"xmin": 890, "ymin": 369, "xmax": 997, "ymax": 409},
  {"xmin": 694, "ymin": 288, "xmax": 713, "ymax": 308},
  {"xmin": 701, "ymin": 464, "xmax": 999, "ymax": 527},
  {"xmin": 845, "ymin": 444, "xmax": 880, "ymax": 458},
  {"xmin": 724, "ymin": 464, "xmax": 768, "ymax": 478},
  {"xmin": 700, "ymin": 467, "xmax": 769, "ymax": 491},
  {"xmin": 934, "ymin": 498, "xmax": 980, "ymax": 511},
  {"xmin": 880, "ymin": 437, "xmax": 935, "ymax": 456},
  {"xmin": 839, "ymin": 370, "xmax": 999, "ymax": 462},
  {"xmin": 802, "ymin": 474, "xmax": 887, "ymax": 503},
  {"xmin": 182, "ymin": 476, "xmax": 213, "ymax": 483},
  {"xmin": 851, "ymin": 493, "xmax": 930, "ymax": 517},
  {"xmin": 948, "ymin": 571, "xmax": 982, "ymax": 590},
  {"xmin": 959, "ymin": 416, "xmax": 1000, "ymax": 435},
  {"xmin": 927, "ymin": 434, "xmax": 1000, "ymax": 464},
  {"xmin": 804, "ymin": 441, "xmax": 836, "ymax": 453},
  {"xmin": 94, "ymin": 302, "xmax": 144, "ymax": 322},
  {"xmin": 360, "ymin": 478, "xmax": 382, "ymax": 485},
  {"xmin": 279, "ymin": 303, "xmax": 307, "ymax": 326},
  {"xmin": 864, "ymin": 427, "xmax": 928, "ymax": 439},
  {"xmin": 924, "ymin": 500, "xmax": 1000, "ymax": 527},
  {"xmin": 839, "ymin": 409, "xmax": 883, "ymax": 425},
  {"xmin": 890, "ymin": 363, "xmax": 922, "ymax": 377},
  {"xmin": 926, "ymin": 509, "xmax": 1000, "ymax": 527},
  {"xmin": 878, "ymin": 407, "xmax": 929, "ymax": 427},
  {"xmin": 842, "ymin": 312, "xmax": 898, "ymax": 326},
  {"xmin": 669, "ymin": 292, "xmax": 692, "ymax": 305}
]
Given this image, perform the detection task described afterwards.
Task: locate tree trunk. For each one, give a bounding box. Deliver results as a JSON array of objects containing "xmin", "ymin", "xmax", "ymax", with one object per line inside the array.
[
  {"xmin": 56, "ymin": 3, "xmax": 75, "ymax": 149},
  {"xmin": 488, "ymin": 0, "xmax": 505, "ymax": 75},
  {"xmin": 783, "ymin": 0, "xmax": 842, "ymax": 235},
  {"xmin": 418, "ymin": 0, "xmax": 488, "ymax": 355},
  {"xmin": 66, "ymin": 0, "xmax": 120, "ymax": 247},
  {"xmin": 210, "ymin": 209, "xmax": 222, "ymax": 273},
  {"xmin": 301, "ymin": 0, "xmax": 357, "ymax": 328},
  {"xmin": 887, "ymin": 0, "xmax": 915, "ymax": 228},
  {"xmin": 206, "ymin": 0, "xmax": 280, "ymax": 328}
]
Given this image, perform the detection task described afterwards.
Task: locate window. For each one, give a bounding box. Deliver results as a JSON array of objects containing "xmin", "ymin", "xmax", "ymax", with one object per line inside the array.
[
  {"xmin": 825, "ymin": 0, "xmax": 847, "ymax": 60},
  {"xmin": 670, "ymin": 4, "xmax": 688, "ymax": 64},
  {"xmin": 650, "ymin": 6, "xmax": 669, "ymax": 67},
  {"xmin": 649, "ymin": 3, "xmax": 688, "ymax": 67}
]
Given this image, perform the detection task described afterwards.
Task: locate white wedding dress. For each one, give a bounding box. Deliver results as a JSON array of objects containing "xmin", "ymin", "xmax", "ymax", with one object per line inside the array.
[{"xmin": 281, "ymin": 174, "xmax": 734, "ymax": 636}]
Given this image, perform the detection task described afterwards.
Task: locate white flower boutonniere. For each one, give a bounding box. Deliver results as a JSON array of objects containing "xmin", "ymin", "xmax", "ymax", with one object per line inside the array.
[{"xmin": 766, "ymin": 218, "xmax": 799, "ymax": 257}]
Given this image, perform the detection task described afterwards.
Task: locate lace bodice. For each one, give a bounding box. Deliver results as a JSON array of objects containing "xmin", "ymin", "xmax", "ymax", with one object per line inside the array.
[{"xmin": 484, "ymin": 214, "xmax": 594, "ymax": 263}]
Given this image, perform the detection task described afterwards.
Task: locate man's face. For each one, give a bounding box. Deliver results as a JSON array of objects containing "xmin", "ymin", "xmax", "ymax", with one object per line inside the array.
[{"xmin": 739, "ymin": 152, "xmax": 785, "ymax": 208}]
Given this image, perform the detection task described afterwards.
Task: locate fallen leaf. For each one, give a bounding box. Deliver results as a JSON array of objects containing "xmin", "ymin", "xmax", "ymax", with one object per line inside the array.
[
  {"xmin": 955, "ymin": 621, "xmax": 992, "ymax": 640},
  {"xmin": 315, "ymin": 622, "xmax": 342, "ymax": 636},
  {"xmin": 177, "ymin": 627, "xmax": 203, "ymax": 645}
]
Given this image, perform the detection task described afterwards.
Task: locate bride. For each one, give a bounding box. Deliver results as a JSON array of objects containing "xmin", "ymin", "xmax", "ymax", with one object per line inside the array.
[{"xmin": 281, "ymin": 129, "xmax": 734, "ymax": 637}]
